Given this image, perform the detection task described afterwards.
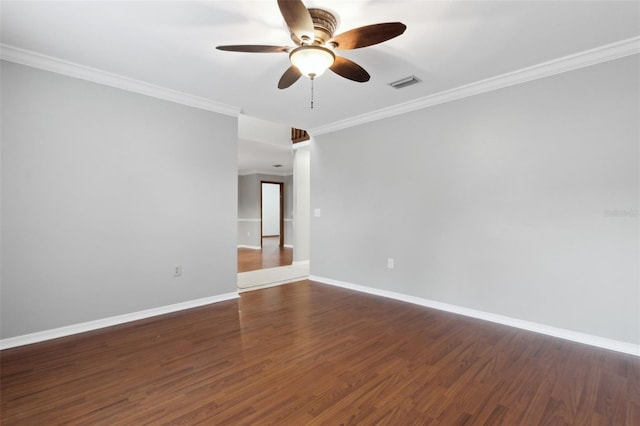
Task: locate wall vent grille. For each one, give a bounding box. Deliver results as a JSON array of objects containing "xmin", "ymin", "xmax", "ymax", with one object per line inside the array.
[{"xmin": 389, "ymin": 75, "xmax": 422, "ymax": 89}]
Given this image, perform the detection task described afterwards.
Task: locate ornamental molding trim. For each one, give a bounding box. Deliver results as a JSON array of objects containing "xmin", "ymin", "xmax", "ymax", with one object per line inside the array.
[
  {"xmin": 1, "ymin": 44, "xmax": 241, "ymax": 117},
  {"xmin": 310, "ymin": 37, "xmax": 640, "ymax": 136}
]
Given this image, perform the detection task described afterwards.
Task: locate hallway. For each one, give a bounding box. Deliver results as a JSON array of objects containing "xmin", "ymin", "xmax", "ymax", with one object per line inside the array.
[
  {"xmin": 237, "ymin": 236, "xmax": 292, "ymax": 272},
  {"xmin": 237, "ymin": 236, "xmax": 307, "ymax": 292}
]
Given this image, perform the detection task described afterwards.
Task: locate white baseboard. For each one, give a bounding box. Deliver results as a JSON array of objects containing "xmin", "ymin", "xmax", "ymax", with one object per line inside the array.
[
  {"xmin": 284, "ymin": 244, "xmax": 294, "ymax": 248},
  {"xmin": 309, "ymin": 275, "xmax": 640, "ymax": 357},
  {"xmin": 0, "ymin": 292, "xmax": 239, "ymax": 350},
  {"xmin": 238, "ymin": 278, "xmax": 306, "ymax": 293},
  {"xmin": 237, "ymin": 245, "xmax": 261, "ymax": 250},
  {"xmin": 292, "ymin": 260, "xmax": 309, "ymax": 267}
]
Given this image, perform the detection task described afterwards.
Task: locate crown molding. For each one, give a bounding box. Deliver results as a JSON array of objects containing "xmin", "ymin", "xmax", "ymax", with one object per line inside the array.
[
  {"xmin": 0, "ymin": 44, "xmax": 241, "ymax": 117},
  {"xmin": 310, "ymin": 36, "xmax": 640, "ymax": 136},
  {"xmin": 292, "ymin": 140, "xmax": 311, "ymax": 149}
]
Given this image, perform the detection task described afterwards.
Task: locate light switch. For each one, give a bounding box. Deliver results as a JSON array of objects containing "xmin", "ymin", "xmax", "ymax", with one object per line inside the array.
[{"xmin": 314, "ymin": 208, "xmax": 321, "ymax": 217}]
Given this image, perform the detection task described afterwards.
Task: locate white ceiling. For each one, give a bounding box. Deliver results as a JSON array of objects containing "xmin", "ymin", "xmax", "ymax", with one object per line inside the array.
[
  {"xmin": 238, "ymin": 113, "xmax": 294, "ymax": 175},
  {"xmin": 2, "ymin": 1, "xmax": 639, "ymax": 173},
  {"xmin": 238, "ymin": 137, "xmax": 294, "ymax": 175}
]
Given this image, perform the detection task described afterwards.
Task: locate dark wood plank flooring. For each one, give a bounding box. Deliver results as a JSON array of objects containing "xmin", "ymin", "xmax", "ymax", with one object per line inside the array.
[
  {"xmin": 2, "ymin": 281, "xmax": 638, "ymax": 425},
  {"xmin": 238, "ymin": 236, "xmax": 292, "ymax": 272}
]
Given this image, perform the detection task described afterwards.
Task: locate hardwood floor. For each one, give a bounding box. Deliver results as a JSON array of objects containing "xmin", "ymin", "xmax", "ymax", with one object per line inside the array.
[
  {"xmin": 238, "ymin": 236, "xmax": 292, "ymax": 272},
  {"xmin": 2, "ymin": 281, "xmax": 638, "ymax": 425}
]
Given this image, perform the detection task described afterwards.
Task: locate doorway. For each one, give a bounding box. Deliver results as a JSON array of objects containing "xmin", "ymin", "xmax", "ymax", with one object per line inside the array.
[
  {"xmin": 236, "ymin": 147, "xmax": 310, "ymax": 289},
  {"xmin": 261, "ymin": 181, "xmax": 284, "ymax": 247}
]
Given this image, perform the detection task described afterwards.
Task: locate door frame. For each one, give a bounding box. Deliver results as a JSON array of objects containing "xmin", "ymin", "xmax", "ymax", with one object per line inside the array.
[{"xmin": 260, "ymin": 181, "xmax": 284, "ymax": 248}]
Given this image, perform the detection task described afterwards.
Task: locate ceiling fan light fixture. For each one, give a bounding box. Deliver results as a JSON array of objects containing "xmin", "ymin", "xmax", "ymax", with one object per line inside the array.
[{"xmin": 289, "ymin": 46, "xmax": 335, "ymax": 79}]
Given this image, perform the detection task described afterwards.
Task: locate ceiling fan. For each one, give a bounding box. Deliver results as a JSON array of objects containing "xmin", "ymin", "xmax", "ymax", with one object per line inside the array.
[{"xmin": 216, "ymin": 0, "xmax": 407, "ymax": 90}]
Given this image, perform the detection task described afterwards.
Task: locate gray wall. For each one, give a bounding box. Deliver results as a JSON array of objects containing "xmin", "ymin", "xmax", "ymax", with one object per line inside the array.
[
  {"xmin": 311, "ymin": 55, "xmax": 639, "ymax": 345},
  {"xmin": 1, "ymin": 61, "xmax": 238, "ymax": 339},
  {"xmin": 238, "ymin": 173, "xmax": 293, "ymax": 247},
  {"xmin": 293, "ymin": 147, "xmax": 310, "ymax": 263}
]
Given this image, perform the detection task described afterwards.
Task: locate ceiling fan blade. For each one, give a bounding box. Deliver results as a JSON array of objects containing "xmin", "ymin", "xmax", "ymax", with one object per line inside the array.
[
  {"xmin": 278, "ymin": 65, "xmax": 303, "ymax": 89},
  {"xmin": 277, "ymin": 0, "xmax": 314, "ymax": 43},
  {"xmin": 329, "ymin": 22, "xmax": 407, "ymax": 50},
  {"xmin": 216, "ymin": 45, "xmax": 290, "ymax": 53},
  {"xmin": 330, "ymin": 56, "xmax": 370, "ymax": 83}
]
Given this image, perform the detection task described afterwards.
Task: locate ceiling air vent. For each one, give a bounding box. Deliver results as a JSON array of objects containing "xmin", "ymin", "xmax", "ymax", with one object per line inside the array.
[{"xmin": 389, "ymin": 75, "xmax": 421, "ymax": 89}]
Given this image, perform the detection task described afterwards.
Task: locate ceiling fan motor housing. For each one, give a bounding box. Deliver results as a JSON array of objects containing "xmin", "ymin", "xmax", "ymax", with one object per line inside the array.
[{"xmin": 290, "ymin": 8, "xmax": 338, "ymax": 46}]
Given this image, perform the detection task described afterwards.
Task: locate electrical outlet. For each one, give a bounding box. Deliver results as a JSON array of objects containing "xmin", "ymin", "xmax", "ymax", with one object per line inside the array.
[
  {"xmin": 387, "ymin": 258, "xmax": 394, "ymax": 269},
  {"xmin": 173, "ymin": 264, "xmax": 182, "ymax": 277},
  {"xmin": 247, "ymin": 231, "xmax": 250, "ymax": 237}
]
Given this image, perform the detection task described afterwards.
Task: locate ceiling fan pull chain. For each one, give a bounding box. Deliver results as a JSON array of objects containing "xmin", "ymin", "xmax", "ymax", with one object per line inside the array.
[{"xmin": 310, "ymin": 76, "xmax": 315, "ymax": 109}]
